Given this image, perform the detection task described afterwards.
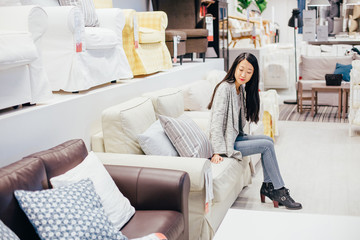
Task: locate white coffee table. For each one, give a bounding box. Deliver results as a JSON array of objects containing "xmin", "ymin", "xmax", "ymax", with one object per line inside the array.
[{"xmin": 214, "ymin": 209, "xmax": 360, "ymax": 240}]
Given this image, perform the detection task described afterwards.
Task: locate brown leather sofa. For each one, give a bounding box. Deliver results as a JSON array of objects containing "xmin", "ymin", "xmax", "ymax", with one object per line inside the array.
[{"xmin": 0, "ymin": 139, "xmax": 190, "ymax": 240}]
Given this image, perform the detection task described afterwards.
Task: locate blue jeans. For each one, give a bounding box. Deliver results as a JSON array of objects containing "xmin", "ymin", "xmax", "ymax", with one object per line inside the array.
[{"xmin": 234, "ymin": 134, "xmax": 285, "ymax": 189}]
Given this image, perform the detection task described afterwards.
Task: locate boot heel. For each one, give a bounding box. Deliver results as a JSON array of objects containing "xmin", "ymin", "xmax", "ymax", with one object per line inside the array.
[
  {"xmin": 273, "ymin": 200, "xmax": 279, "ymax": 208},
  {"xmin": 260, "ymin": 194, "xmax": 266, "ymax": 203}
]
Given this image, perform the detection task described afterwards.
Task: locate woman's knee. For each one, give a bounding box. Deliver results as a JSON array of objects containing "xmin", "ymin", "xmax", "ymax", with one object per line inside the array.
[
  {"xmin": 261, "ymin": 135, "xmax": 274, "ymax": 143},
  {"xmin": 262, "ymin": 139, "xmax": 275, "ymax": 150}
]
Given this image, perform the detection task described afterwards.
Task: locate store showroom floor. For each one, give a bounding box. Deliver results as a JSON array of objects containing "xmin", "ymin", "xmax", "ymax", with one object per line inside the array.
[{"xmin": 215, "ymin": 121, "xmax": 360, "ymax": 240}]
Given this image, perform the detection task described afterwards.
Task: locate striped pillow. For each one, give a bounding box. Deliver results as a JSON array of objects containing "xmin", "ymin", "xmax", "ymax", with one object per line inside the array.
[
  {"xmin": 59, "ymin": 0, "xmax": 99, "ymax": 27},
  {"xmin": 159, "ymin": 114, "xmax": 213, "ymax": 159}
]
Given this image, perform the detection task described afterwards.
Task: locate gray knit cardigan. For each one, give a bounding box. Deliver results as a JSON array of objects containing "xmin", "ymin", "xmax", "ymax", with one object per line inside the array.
[{"xmin": 209, "ymin": 81, "xmax": 246, "ymax": 161}]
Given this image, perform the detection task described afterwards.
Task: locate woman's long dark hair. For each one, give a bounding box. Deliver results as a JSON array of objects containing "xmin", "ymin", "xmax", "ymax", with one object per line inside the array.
[{"xmin": 207, "ymin": 52, "xmax": 260, "ymax": 123}]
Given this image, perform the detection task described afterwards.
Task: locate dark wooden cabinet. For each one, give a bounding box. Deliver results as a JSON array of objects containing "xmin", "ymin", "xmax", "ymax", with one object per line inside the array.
[{"xmin": 205, "ymin": 0, "xmax": 229, "ymax": 70}]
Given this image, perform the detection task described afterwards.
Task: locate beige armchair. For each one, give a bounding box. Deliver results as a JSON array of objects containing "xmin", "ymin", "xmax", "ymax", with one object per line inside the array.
[{"xmin": 122, "ymin": 10, "xmax": 172, "ymax": 76}]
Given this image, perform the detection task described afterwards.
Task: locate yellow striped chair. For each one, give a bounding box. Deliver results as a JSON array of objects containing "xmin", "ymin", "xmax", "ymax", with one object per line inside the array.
[{"xmin": 122, "ymin": 10, "xmax": 172, "ymax": 76}]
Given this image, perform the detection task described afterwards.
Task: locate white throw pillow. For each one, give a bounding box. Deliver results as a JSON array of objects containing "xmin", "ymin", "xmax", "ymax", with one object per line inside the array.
[
  {"xmin": 180, "ymin": 80, "xmax": 213, "ymax": 111},
  {"xmin": 50, "ymin": 151, "xmax": 135, "ymax": 230},
  {"xmin": 205, "ymin": 69, "xmax": 226, "ymax": 89},
  {"xmin": 142, "ymin": 88, "xmax": 184, "ymax": 118},
  {"xmin": 102, "ymin": 97, "xmax": 157, "ymax": 154},
  {"xmin": 137, "ymin": 120, "xmax": 179, "ymax": 156}
]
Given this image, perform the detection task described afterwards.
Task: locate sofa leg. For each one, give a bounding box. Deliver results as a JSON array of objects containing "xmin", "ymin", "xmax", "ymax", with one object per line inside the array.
[
  {"xmin": 111, "ymin": 80, "xmax": 117, "ymax": 84},
  {"xmin": 191, "ymin": 53, "xmax": 193, "ymax": 61},
  {"xmin": 202, "ymin": 53, "xmax": 206, "ymax": 62},
  {"xmin": 22, "ymin": 102, "xmax": 36, "ymax": 107},
  {"xmin": 180, "ymin": 56, "xmax": 183, "ymax": 65}
]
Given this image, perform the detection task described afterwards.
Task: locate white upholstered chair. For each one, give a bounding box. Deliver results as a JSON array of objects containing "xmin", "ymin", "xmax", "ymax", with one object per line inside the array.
[
  {"xmin": 15, "ymin": 0, "xmax": 133, "ymax": 92},
  {"xmin": 0, "ymin": 5, "xmax": 53, "ymax": 110}
]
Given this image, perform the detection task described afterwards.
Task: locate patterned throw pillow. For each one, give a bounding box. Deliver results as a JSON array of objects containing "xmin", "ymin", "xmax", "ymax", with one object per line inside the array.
[
  {"xmin": 0, "ymin": 220, "xmax": 20, "ymax": 240},
  {"xmin": 58, "ymin": 0, "xmax": 99, "ymax": 27},
  {"xmin": 159, "ymin": 114, "xmax": 213, "ymax": 158},
  {"xmin": 14, "ymin": 179, "xmax": 128, "ymax": 240}
]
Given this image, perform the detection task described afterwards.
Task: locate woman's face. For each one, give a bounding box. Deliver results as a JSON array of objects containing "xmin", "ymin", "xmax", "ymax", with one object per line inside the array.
[{"xmin": 234, "ymin": 59, "xmax": 254, "ymax": 87}]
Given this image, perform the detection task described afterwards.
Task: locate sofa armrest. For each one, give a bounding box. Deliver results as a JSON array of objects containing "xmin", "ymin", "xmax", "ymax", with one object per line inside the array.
[
  {"xmin": 42, "ymin": 6, "xmax": 84, "ymax": 52},
  {"xmin": 96, "ymin": 8, "xmax": 125, "ymax": 44},
  {"xmin": 95, "ymin": 152, "xmax": 210, "ymax": 192},
  {"xmin": 123, "ymin": 9, "xmax": 135, "ymax": 39},
  {"xmin": 105, "ymin": 165, "xmax": 190, "ymax": 212},
  {"xmin": 0, "ymin": 5, "xmax": 48, "ymax": 41},
  {"xmin": 92, "ymin": 131, "xmax": 105, "ymax": 152},
  {"xmin": 137, "ymin": 11, "xmax": 167, "ymax": 33}
]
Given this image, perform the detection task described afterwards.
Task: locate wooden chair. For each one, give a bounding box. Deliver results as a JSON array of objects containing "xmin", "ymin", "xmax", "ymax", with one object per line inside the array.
[{"xmin": 228, "ymin": 16, "xmax": 260, "ymax": 48}]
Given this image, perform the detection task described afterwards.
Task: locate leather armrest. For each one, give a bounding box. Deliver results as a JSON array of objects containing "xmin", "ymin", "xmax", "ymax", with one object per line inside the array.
[{"xmin": 105, "ymin": 165, "xmax": 190, "ymax": 213}]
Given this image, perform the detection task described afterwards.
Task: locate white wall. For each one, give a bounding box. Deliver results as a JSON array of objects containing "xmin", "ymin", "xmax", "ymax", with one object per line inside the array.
[
  {"xmin": 228, "ymin": 0, "xmax": 298, "ymax": 44},
  {"xmin": 112, "ymin": 0, "xmax": 152, "ymax": 11}
]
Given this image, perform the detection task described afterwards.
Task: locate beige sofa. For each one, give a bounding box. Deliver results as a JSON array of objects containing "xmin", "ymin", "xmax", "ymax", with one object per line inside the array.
[
  {"xmin": 298, "ymin": 55, "xmax": 354, "ymax": 108},
  {"xmin": 91, "ymin": 71, "xmax": 260, "ymax": 240}
]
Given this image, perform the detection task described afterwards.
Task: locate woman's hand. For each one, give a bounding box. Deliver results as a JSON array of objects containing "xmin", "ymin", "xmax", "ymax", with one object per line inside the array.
[{"xmin": 211, "ymin": 154, "xmax": 223, "ymax": 164}]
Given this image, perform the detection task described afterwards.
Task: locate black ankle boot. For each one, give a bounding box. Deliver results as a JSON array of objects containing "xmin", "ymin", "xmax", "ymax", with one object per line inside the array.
[
  {"xmin": 260, "ymin": 182, "xmax": 275, "ymax": 203},
  {"xmin": 272, "ymin": 187, "xmax": 302, "ymax": 210}
]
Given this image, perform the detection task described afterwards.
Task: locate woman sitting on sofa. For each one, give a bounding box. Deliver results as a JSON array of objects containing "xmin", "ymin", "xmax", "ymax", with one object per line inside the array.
[{"xmin": 207, "ymin": 52, "xmax": 302, "ymax": 210}]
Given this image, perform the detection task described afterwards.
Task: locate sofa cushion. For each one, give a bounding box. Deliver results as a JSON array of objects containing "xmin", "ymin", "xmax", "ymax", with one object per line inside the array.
[
  {"xmin": 15, "ymin": 179, "xmax": 127, "ymax": 240},
  {"xmin": 176, "ymin": 28, "xmax": 208, "ymax": 38},
  {"xmin": 300, "ymin": 55, "xmax": 353, "ymax": 80},
  {"xmin": 165, "ymin": 30, "xmax": 187, "ymax": 41},
  {"xmin": 84, "ymin": 27, "xmax": 118, "ymax": 49},
  {"xmin": 211, "ymin": 157, "xmax": 248, "ymax": 203},
  {"xmin": 159, "ymin": 114, "xmax": 213, "ymax": 159},
  {"xmin": 59, "ymin": 0, "xmax": 99, "ymax": 27},
  {"xmin": 0, "ymin": 158, "xmax": 47, "ymax": 240},
  {"xmin": 143, "ymin": 88, "xmax": 184, "ymax": 118},
  {"xmin": 299, "ymin": 79, "xmax": 326, "ymax": 91},
  {"xmin": 0, "ymin": 31, "xmax": 38, "ymax": 71},
  {"xmin": 139, "ymin": 27, "xmax": 163, "ymax": 43},
  {"xmin": 179, "ymin": 80, "xmax": 213, "ymax": 111},
  {"xmin": 121, "ymin": 210, "xmax": 184, "ymax": 240},
  {"xmin": 50, "ymin": 151, "xmax": 135, "ymax": 230},
  {"xmin": 102, "ymin": 97, "xmax": 156, "ymax": 154},
  {"xmin": 137, "ymin": 120, "xmax": 179, "ymax": 156},
  {"xmin": 0, "ymin": 220, "xmax": 19, "ymax": 240},
  {"xmin": 205, "ymin": 69, "xmax": 226, "ymax": 89}
]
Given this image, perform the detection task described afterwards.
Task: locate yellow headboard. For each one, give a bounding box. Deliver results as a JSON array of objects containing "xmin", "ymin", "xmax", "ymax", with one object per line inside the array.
[{"xmin": 93, "ymin": 0, "xmax": 113, "ymax": 8}]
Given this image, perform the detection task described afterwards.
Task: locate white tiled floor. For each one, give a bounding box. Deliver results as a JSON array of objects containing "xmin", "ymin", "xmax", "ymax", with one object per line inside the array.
[{"xmin": 215, "ymin": 120, "xmax": 360, "ymax": 239}]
